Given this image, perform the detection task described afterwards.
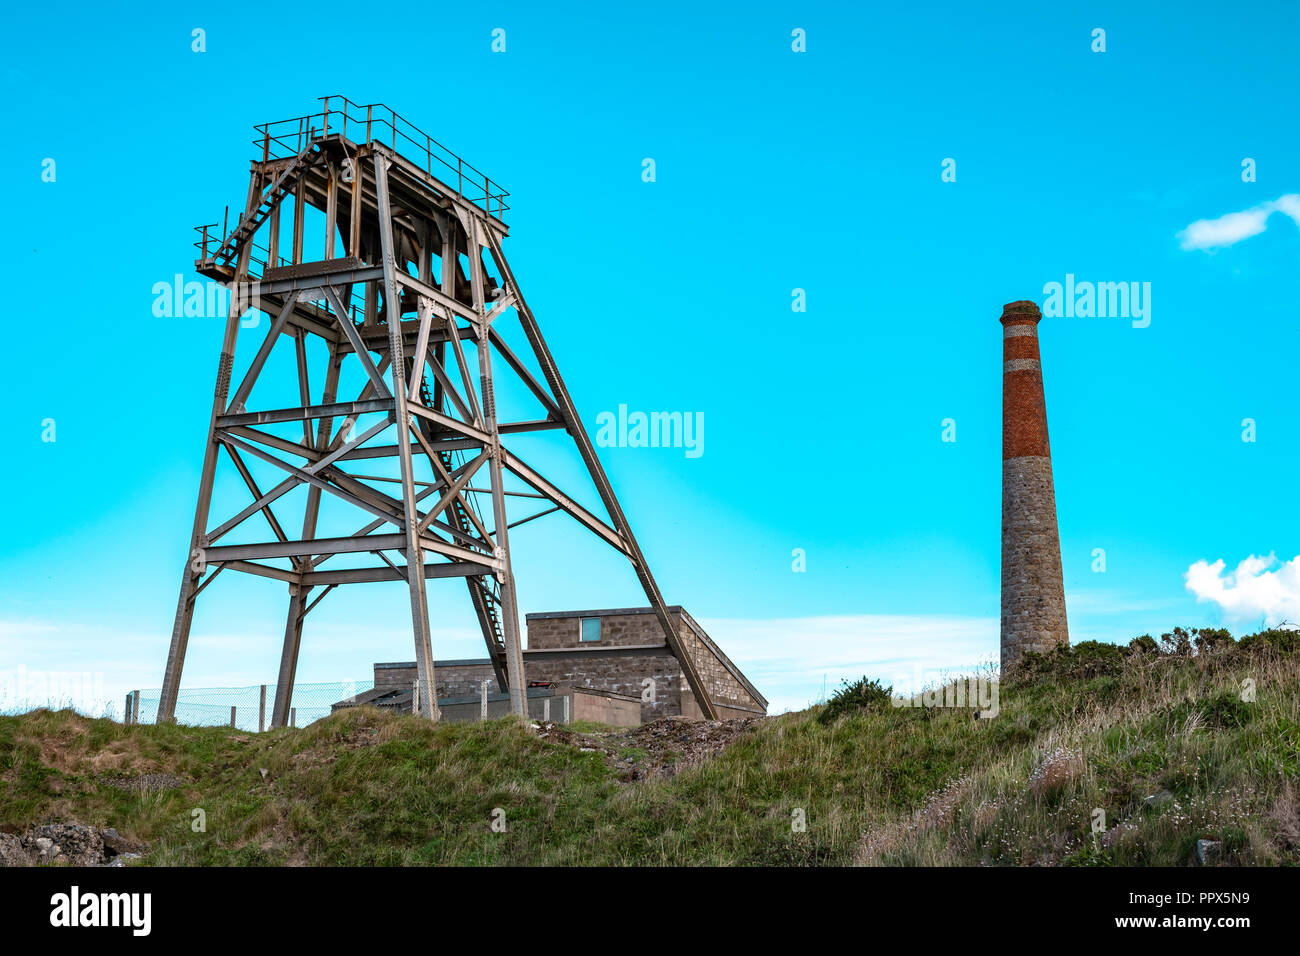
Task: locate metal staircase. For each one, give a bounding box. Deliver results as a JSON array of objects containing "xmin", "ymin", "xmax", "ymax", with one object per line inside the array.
[
  {"xmin": 199, "ymin": 142, "xmax": 326, "ymax": 270},
  {"xmin": 417, "ymin": 377, "xmax": 510, "ymax": 687}
]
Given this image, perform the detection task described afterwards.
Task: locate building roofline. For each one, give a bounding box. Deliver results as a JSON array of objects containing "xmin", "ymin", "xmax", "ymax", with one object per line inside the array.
[
  {"xmin": 375, "ymin": 659, "xmax": 493, "ymax": 670},
  {"xmin": 524, "ymin": 606, "xmax": 684, "ymax": 621},
  {"xmin": 677, "ymin": 608, "xmax": 769, "ymax": 709}
]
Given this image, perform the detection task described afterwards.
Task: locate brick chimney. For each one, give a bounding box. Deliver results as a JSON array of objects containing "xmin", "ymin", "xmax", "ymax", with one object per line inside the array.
[{"xmin": 1000, "ymin": 300, "xmax": 1069, "ymax": 671}]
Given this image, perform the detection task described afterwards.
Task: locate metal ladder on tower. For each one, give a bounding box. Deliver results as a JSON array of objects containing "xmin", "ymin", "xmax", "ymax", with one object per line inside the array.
[
  {"xmin": 211, "ymin": 141, "xmax": 326, "ymax": 267},
  {"xmin": 417, "ymin": 378, "xmax": 510, "ymax": 687}
]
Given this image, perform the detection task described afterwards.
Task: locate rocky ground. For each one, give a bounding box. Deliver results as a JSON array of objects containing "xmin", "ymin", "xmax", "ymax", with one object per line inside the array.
[
  {"xmin": 533, "ymin": 714, "xmax": 762, "ymax": 782},
  {"xmin": 0, "ymin": 822, "xmax": 146, "ymax": 867}
]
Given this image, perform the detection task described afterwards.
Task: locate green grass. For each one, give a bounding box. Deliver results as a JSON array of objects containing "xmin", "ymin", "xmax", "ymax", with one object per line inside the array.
[{"xmin": 3, "ymin": 628, "xmax": 1298, "ymax": 865}]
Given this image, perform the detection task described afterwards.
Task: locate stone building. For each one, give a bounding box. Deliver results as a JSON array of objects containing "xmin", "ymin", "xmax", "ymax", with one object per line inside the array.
[
  {"xmin": 334, "ymin": 606, "xmax": 767, "ymax": 724},
  {"xmin": 1000, "ymin": 300, "xmax": 1070, "ymax": 670}
]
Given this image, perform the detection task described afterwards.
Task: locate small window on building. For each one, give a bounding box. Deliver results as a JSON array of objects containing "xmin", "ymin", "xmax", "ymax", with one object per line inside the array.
[{"xmin": 579, "ymin": 617, "xmax": 602, "ymax": 643}]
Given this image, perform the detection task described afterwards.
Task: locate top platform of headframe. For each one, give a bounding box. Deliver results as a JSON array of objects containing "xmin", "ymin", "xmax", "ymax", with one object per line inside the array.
[{"xmin": 253, "ymin": 94, "xmax": 510, "ymax": 224}]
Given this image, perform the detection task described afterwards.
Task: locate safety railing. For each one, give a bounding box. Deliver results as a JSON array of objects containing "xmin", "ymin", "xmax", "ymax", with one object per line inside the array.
[{"xmin": 254, "ymin": 94, "xmax": 510, "ymax": 221}]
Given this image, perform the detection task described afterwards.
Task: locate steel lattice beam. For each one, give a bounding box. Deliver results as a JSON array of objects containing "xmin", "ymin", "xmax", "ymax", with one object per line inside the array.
[{"xmin": 159, "ymin": 100, "xmax": 719, "ymax": 726}]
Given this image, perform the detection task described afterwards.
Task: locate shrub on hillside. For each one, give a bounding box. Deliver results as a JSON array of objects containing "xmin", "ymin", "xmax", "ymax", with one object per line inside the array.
[
  {"xmin": 1010, "ymin": 641, "xmax": 1127, "ymax": 683},
  {"xmin": 1159, "ymin": 627, "xmax": 1194, "ymax": 656},
  {"xmin": 1192, "ymin": 628, "xmax": 1235, "ymax": 654},
  {"xmin": 818, "ymin": 677, "xmax": 893, "ymax": 725},
  {"xmin": 1238, "ymin": 627, "xmax": 1300, "ymax": 655},
  {"xmin": 1129, "ymin": 634, "xmax": 1159, "ymax": 656}
]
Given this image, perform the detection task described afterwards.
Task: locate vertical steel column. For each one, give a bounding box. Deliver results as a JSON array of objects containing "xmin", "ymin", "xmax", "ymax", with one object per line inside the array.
[
  {"xmin": 272, "ymin": 345, "xmax": 343, "ymax": 728},
  {"xmin": 375, "ymin": 150, "xmax": 440, "ymax": 720},
  {"xmin": 465, "ymin": 216, "xmax": 526, "ymax": 716},
  {"xmin": 158, "ymin": 245, "xmax": 254, "ymax": 722}
]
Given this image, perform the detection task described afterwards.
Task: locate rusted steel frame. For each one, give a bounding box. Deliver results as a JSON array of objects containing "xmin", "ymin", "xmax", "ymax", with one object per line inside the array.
[
  {"xmin": 421, "ymin": 336, "xmax": 475, "ymax": 422},
  {"xmin": 222, "ymin": 444, "xmax": 289, "ymax": 543},
  {"xmin": 294, "ymin": 331, "xmax": 313, "ymax": 446},
  {"xmin": 375, "ymin": 151, "xmax": 441, "ymax": 720},
  {"xmin": 309, "ymin": 479, "xmax": 463, "ymax": 572},
  {"xmin": 498, "ymin": 449, "xmax": 629, "ymax": 556},
  {"xmin": 416, "ymin": 532, "xmax": 501, "ymax": 568},
  {"xmin": 502, "ymin": 505, "xmax": 561, "ymax": 532},
  {"xmin": 438, "ymin": 305, "xmax": 483, "ymax": 426},
  {"xmin": 408, "ymin": 402, "xmax": 491, "ymax": 444},
  {"xmin": 483, "ymin": 291, "xmax": 516, "ymax": 324},
  {"xmin": 303, "ymin": 561, "xmax": 493, "ymax": 586},
  {"xmin": 226, "ymin": 294, "xmax": 299, "ymax": 414},
  {"xmin": 324, "ymin": 285, "xmax": 391, "ymax": 399},
  {"xmin": 409, "ymin": 425, "xmax": 494, "ymax": 548},
  {"xmin": 463, "ymin": 214, "xmax": 526, "ymax": 715},
  {"xmin": 303, "ymin": 417, "xmax": 392, "ymax": 477},
  {"xmin": 216, "ymin": 431, "xmax": 399, "ymax": 526},
  {"xmin": 498, "ymin": 420, "xmax": 565, "ymax": 434},
  {"xmin": 205, "ymin": 533, "xmax": 407, "ymax": 562},
  {"xmin": 486, "ymin": 326, "xmax": 562, "ymax": 421},
  {"xmin": 300, "ymin": 584, "xmax": 337, "ymax": 619},
  {"xmin": 217, "ymin": 397, "xmax": 393, "ymax": 428},
  {"xmin": 158, "ymin": 243, "xmax": 255, "ymax": 723},
  {"xmin": 372, "ymin": 550, "xmax": 405, "ymax": 580},
  {"xmin": 416, "ymin": 449, "xmax": 490, "ymax": 533},
  {"xmin": 188, "ymin": 564, "xmax": 226, "ymax": 601},
  {"xmin": 483, "ymin": 228, "xmax": 719, "ymax": 718},
  {"xmin": 406, "ymin": 298, "xmax": 435, "ymax": 402},
  {"xmin": 206, "ymin": 474, "xmax": 301, "ymax": 543}
]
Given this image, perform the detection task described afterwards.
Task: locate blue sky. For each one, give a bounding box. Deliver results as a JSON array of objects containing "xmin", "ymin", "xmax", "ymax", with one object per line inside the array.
[{"xmin": 2, "ymin": 1, "xmax": 1298, "ymax": 716}]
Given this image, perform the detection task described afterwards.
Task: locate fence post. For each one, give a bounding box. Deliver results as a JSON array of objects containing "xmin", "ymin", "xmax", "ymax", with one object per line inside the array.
[
  {"xmin": 412, "ymin": 679, "xmax": 420, "ymax": 717},
  {"xmin": 290, "ymin": 707, "xmax": 296, "ymax": 728},
  {"xmin": 562, "ymin": 694, "xmax": 570, "ymax": 725},
  {"xmin": 480, "ymin": 680, "xmax": 488, "ymax": 719},
  {"xmin": 124, "ymin": 692, "xmax": 133, "ymax": 725},
  {"xmin": 229, "ymin": 706, "xmax": 236, "ymax": 728},
  {"xmin": 258, "ymin": 685, "xmax": 266, "ymax": 733},
  {"xmin": 543, "ymin": 698, "xmax": 550, "ymax": 722},
  {"xmin": 132, "ymin": 690, "xmax": 140, "ymax": 725}
]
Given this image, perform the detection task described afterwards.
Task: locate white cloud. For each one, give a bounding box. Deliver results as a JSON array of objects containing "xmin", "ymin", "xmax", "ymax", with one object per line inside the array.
[
  {"xmin": 1184, "ymin": 552, "xmax": 1300, "ymax": 626},
  {"xmin": 1178, "ymin": 194, "xmax": 1300, "ymax": 251}
]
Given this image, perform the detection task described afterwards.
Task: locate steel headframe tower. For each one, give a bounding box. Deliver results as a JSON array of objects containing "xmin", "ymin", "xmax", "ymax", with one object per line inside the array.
[{"xmin": 158, "ymin": 96, "xmax": 718, "ymax": 724}]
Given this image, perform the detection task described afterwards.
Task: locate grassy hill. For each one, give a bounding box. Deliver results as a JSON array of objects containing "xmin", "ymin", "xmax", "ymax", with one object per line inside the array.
[{"xmin": 3, "ymin": 627, "xmax": 1298, "ymax": 866}]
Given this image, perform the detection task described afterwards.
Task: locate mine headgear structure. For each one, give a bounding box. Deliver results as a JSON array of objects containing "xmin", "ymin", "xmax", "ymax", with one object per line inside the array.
[{"xmin": 159, "ymin": 96, "xmax": 718, "ymax": 724}]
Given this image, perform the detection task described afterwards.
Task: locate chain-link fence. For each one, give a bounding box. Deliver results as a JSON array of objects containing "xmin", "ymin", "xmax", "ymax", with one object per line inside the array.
[{"xmin": 128, "ymin": 679, "xmax": 375, "ymax": 732}]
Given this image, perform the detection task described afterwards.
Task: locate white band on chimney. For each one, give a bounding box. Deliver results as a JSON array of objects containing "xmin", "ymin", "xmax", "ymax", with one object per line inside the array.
[
  {"xmin": 1004, "ymin": 325, "xmax": 1037, "ymax": 338},
  {"xmin": 1004, "ymin": 358, "xmax": 1041, "ymax": 373}
]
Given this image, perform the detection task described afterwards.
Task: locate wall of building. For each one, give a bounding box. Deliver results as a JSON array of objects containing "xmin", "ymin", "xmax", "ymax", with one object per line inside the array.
[
  {"xmin": 365, "ymin": 606, "xmax": 766, "ymax": 725},
  {"xmin": 523, "ymin": 647, "xmax": 684, "ymax": 723},
  {"xmin": 374, "ymin": 660, "xmax": 499, "ymax": 700},
  {"xmin": 674, "ymin": 610, "xmax": 767, "ymax": 716},
  {"xmin": 526, "ymin": 608, "xmax": 668, "ymax": 649},
  {"xmin": 436, "ymin": 689, "xmax": 564, "ymax": 723},
  {"xmin": 570, "ymin": 688, "xmax": 642, "ymax": 727},
  {"xmin": 524, "ymin": 607, "xmax": 767, "ymax": 719}
]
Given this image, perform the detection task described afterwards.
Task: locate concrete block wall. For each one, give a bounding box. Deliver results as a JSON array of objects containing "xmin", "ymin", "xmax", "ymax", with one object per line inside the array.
[
  {"xmin": 523, "ymin": 648, "xmax": 684, "ymax": 723},
  {"xmin": 524, "ymin": 607, "xmax": 767, "ymax": 719},
  {"xmin": 570, "ymin": 688, "xmax": 642, "ymax": 727},
  {"xmin": 674, "ymin": 612, "xmax": 767, "ymax": 715},
  {"xmin": 359, "ymin": 605, "xmax": 767, "ymax": 726},
  {"xmin": 374, "ymin": 660, "xmax": 499, "ymax": 700},
  {"xmin": 525, "ymin": 609, "xmax": 666, "ymax": 649}
]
